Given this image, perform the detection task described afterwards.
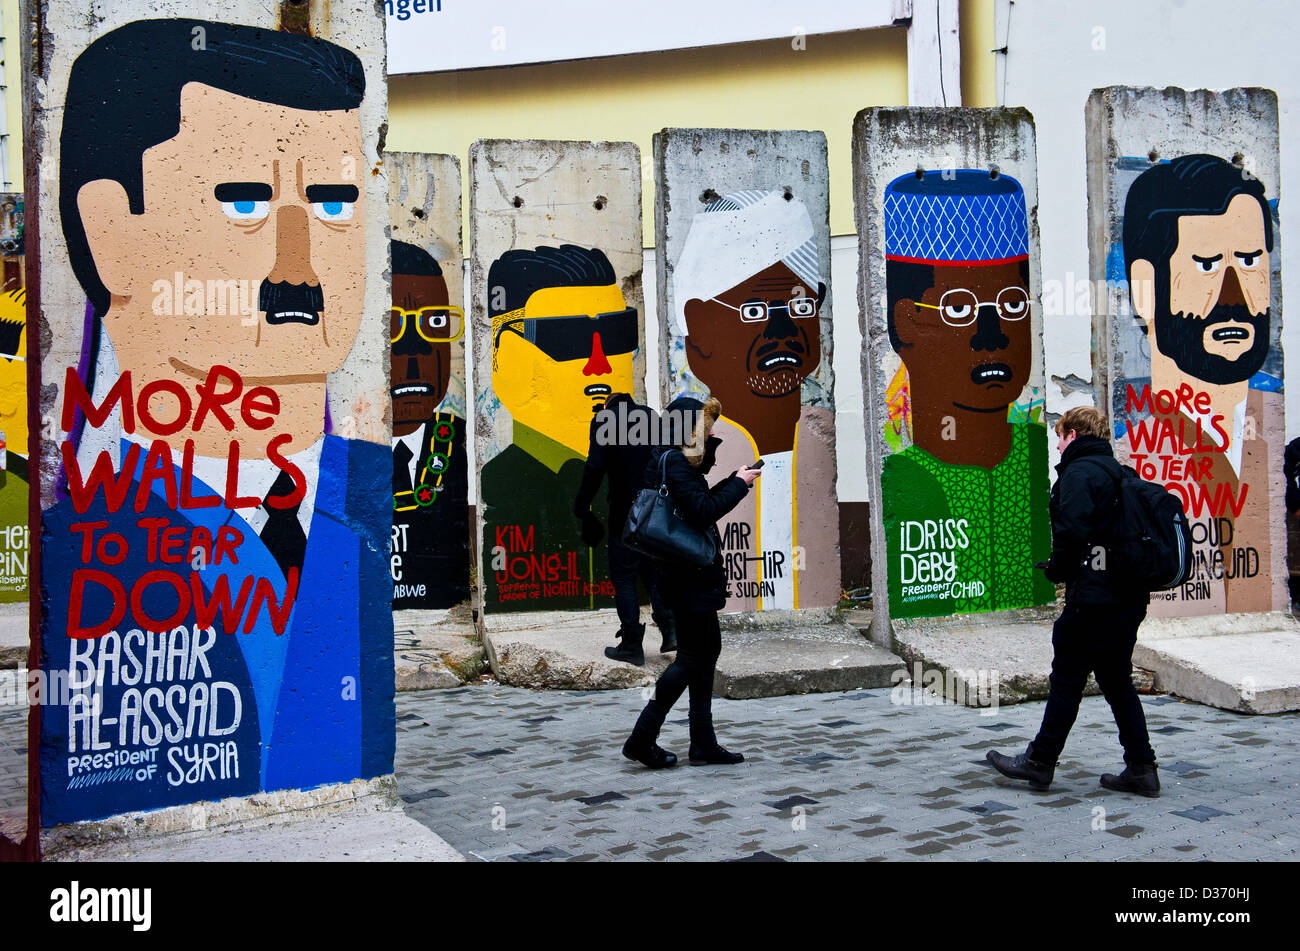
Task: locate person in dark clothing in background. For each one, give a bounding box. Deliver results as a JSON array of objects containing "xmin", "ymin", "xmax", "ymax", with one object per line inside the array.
[
  {"xmin": 1284, "ymin": 437, "xmax": 1300, "ymax": 606},
  {"xmin": 575, "ymin": 393, "xmax": 677, "ymax": 665},
  {"xmin": 622, "ymin": 396, "xmax": 762, "ymax": 768},
  {"xmin": 987, "ymin": 406, "xmax": 1160, "ymax": 797}
]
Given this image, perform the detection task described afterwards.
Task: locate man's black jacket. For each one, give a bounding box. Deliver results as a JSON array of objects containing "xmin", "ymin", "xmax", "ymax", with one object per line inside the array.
[
  {"xmin": 1046, "ymin": 434, "xmax": 1146, "ymax": 606},
  {"xmin": 575, "ymin": 396, "xmax": 659, "ymax": 537}
]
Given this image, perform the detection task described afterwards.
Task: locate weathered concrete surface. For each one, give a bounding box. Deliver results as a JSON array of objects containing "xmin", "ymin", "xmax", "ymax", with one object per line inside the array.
[
  {"xmin": 1135, "ymin": 612, "xmax": 1300, "ymax": 714},
  {"xmin": 26, "ymin": 2, "xmax": 394, "ymax": 834},
  {"xmin": 45, "ymin": 778, "xmax": 462, "ymax": 862},
  {"xmin": 853, "ymin": 108, "xmax": 1052, "ymax": 647},
  {"xmin": 468, "ymin": 139, "xmax": 644, "ymax": 632},
  {"xmin": 0, "ymin": 604, "xmax": 23, "ymax": 669},
  {"xmin": 1086, "ymin": 86, "xmax": 1286, "ymax": 620},
  {"xmin": 713, "ymin": 609, "xmax": 902, "ymax": 699},
  {"xmin": 40, "ymin": 775, "xmax": 402, "ymax": 858},
  {"xmin": 889, "ymin": 605, "xmax": 1155, "ymax": 707},
  {"xmin": 483, "ymin": 605, "xmax": 905, "ymax": 697},
  {"xmin": 483, "ymin": 609, "xmax": 673, "ymax": 689},
  {"xmin": 653, "ymin": 127, "xmax": 840, "ymax": 614},
  {"xmin": 394, "ymin": 604, "xmax": 486, "ymax": 690},
  {"xmin": 387, "ymin": 151, "xmax": 472, "ymax": 612}
]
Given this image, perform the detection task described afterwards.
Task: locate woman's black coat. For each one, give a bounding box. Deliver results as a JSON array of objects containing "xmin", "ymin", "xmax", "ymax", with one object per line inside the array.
[{"xmin": 643, "ymin": 446, "xmax": 749, "ymax": 613}]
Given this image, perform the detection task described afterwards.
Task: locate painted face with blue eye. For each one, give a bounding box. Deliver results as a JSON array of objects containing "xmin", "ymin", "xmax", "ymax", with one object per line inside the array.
[
  {"xmin": 313, "ymin": 199, "xmax": 354, "ymax": 222},
  {"xmin": 313, "ymin": 200, "xmax": 351, "ymax": 222},
  {"xmin": 223, "ymin": 199, "xmax": 270, "ymax": 220}
]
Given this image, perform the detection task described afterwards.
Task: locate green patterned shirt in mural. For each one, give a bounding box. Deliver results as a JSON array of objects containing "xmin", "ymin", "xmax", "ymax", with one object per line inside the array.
[{"xmin": 882, "ymin": 422, "xmax": 1054, "ymax": 619}]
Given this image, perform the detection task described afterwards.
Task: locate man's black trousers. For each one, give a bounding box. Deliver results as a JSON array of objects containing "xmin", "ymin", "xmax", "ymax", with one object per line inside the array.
[{"xmin": 1031, "ymin": 601, "xmax": 1156, "ymax": 766}]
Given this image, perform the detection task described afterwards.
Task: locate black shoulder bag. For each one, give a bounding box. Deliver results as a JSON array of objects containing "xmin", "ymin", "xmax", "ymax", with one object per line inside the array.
[{"xmin": 621, "ymin": 450, "xmax": 719, "ymax": 568}]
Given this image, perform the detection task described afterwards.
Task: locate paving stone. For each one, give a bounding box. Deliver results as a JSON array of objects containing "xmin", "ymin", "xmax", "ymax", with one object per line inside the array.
[
  {"xmin": 1171, "ymin": 805, "xmax": 1235, "ymax": 822},
  {"xmin": 371, "ymin": 684, "xmax": 1300, "ymax": 863}
]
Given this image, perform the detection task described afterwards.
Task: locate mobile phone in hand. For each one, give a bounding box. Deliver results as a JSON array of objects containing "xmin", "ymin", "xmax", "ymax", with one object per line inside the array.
[{"xmin": 750, "ymin": 458, "xmax": 765, "ymax": 469}]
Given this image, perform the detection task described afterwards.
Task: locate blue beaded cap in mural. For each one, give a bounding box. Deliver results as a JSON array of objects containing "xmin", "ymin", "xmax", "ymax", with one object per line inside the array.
[{"xmin": 884, "ymin": 169, "xmax": 1028, "ymax": 264}]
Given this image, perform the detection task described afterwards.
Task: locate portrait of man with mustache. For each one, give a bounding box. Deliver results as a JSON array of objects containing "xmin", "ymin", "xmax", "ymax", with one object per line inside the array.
[
  {"xmin": 673, "ymin": 189, "xmax": 840, "ymax": 612},
  {"xmin": 39, "ymin": 19, "xmax": 393, "ymax": 824},
  {"xmin": 880, "ymin": 169, "xmax": 1055, "ymax": 620},
  {"xmin": 1122, "ymin": 153, "xmax": 1279, "ymax": 614}
]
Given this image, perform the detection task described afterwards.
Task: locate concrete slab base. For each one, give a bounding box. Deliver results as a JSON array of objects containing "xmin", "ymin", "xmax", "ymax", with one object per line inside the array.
[
  {"xmin": 483, "ymin": 608, "xmax": 672, "ymax": 689},
  {"xmin": 43, "ymin": 776, "xmax": 462, "ymax": 862},
  {"xmin": 482, "ymin": 606, "xmax": 905, "ymax": 697},
  {"xmin": 1135, "ymin": 611, "xmax": 1300, "ymax": 714},
  {"xmin": 394, "ymin": 603, "xmax": 487, "ymax": 691},
  {"xmin": 714, "ymin": 608, "xmax": 903, "ymax": 698},
  {"xmin": 0, "ymin": 604, "xmax": 25, "ymax": 669},
  {"xmin": 40, "ymin": 774, "xmax": 462, "ymax": 862},
  {"xmin": 887, "ymin": 605, "xmax": 1155, "ymax": 707}
]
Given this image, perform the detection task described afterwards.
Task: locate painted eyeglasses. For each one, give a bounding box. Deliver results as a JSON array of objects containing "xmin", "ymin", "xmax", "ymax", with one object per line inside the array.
[
  {"xmin": 914, "ymin": 287, "xmax": 1030, "ymax": 327},
  {"xmin": 709, "ymin": 296, "xmax": 818, "ymax": 323},
  {"xmin": 391, "ymin": 305, "xmax": 465, "ymax": 343}
]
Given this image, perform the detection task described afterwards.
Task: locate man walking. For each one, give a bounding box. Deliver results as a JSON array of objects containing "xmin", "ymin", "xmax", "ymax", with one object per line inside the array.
[
  {"xmin": 576, "ymin": 393, "xmax": 677, "ymax": 664},
  {"xmin": 987, "ymin": 406, "xmax": 1160, "ymax": 797}
]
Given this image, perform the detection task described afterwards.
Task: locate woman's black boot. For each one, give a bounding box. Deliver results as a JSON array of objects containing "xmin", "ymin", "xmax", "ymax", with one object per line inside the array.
[
  {"xmin": 687, "ymin": 712, "xmax": 743, "ymax": 765},
  {"xmin": 622, "ymin": 701, "xmax": 677, "ymax": 769},
  {"xmin": 652, "ymin": 612, "xmax": 678, "ymax": 653}
]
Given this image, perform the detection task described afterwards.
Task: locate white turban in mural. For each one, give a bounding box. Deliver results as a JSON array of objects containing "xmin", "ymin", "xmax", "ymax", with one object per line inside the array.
[{"xmin": 671, "ymin": 189, "xmax": 821, "ymax": 335}]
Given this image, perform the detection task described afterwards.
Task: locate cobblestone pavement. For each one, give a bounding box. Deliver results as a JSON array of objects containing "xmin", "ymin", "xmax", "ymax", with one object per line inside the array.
[
  {"xmin": 0, "ymin": 705, "xmax": 25, "ymax": 838},
  {"xmin": 393, "ymin": 685, "xmax": 1300, "ymax": 862}
]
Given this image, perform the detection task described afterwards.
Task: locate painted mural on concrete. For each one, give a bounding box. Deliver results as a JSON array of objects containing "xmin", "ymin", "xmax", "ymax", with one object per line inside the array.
[
  {"xmin": 879, "ymin": 170, "xmax": 1054, "ymax": 619},
  {"xmin": 480, "ymin": 244, "xmax": 634, "ymax": 611},
  {"xmin": 37, "ymin": 19, "xmax": 393, "ymax": 826},
  {"xmin": 1113, "ymin": 153, "xmax": 1282, "ymax": 614},
  {"xmin": 390, "ymin": 240, "xmax": 470, "ymax": 609},
  {"xmin": 0, "ymin": 289, "xmax": 28, "ymax": 603},
  {"xmin": 668, "ymin": 189, "xmax": 839, "ymax": 611}
]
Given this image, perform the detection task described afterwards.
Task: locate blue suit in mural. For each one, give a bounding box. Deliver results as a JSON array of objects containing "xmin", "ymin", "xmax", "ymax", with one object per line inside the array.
[
  {"xmin": 39, "ymin": 436, "xmax": 394, "ymax": 826},
  {"xmin": 39, "ymin": 17, "xmax": 395, "ymax": 827}
]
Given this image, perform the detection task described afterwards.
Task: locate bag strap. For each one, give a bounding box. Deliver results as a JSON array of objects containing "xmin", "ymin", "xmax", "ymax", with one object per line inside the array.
[{"xmin": 1074, "ymin": 456, "xmax": 1125, "ymax": 536}]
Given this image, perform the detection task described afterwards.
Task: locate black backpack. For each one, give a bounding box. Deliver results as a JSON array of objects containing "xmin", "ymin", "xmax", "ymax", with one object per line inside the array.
[{"xmin": 1080, "ymin": 457, "xmax": 1193, "ymax": 592}]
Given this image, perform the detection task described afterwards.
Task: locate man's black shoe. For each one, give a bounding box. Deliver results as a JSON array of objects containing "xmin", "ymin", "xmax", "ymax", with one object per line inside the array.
[
  {"xmin": 1100, "ymin": 762, "xmax": 1160, "ymax": 798},
  {"xmin": 986, "ymin": 747, "xmax": 1055, "ymax": 790},
  {"xmin": 688, "ymin": 743, "xmax": 744, "ymax": 765}
]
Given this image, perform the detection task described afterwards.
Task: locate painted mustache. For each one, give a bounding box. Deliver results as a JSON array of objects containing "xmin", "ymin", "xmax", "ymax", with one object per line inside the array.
[
  {"xmin": 260, "ymin": 279, "xmax": 325, "ymax": 325},
  {"xmin": 754, "ymin": 338, "xmax": 806, "ymax": 373}
]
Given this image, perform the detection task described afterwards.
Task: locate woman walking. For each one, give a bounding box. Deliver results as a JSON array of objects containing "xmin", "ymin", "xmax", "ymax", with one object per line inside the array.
[{"xmin": 622, "ymin": 396, "xmax": 763, "ymax": 768}]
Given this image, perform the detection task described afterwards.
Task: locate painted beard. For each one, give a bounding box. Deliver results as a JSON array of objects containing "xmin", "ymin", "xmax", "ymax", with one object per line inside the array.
[{"xmin": 1153, "ymin": 300, "xmax": 1271, "ymax": 386}]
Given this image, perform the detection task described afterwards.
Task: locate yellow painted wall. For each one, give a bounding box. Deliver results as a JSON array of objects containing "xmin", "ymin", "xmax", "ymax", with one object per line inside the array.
[
  {"xmin": 390, "ymin": 29, "xmax": 909, "ymax": 242},
  {"xmin": 962, "ymin": 0, "xmax": 999, "ymax": 108},
  {"xmin": 390, "ymin": 3, "xmax": 998, "ymax": 243}
]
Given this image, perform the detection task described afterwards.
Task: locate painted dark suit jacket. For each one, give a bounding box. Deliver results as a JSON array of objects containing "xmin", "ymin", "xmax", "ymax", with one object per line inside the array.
[
  {"xmin": 391, "ymin": 415, "xmax": 470, "ymax": 609},
  {"xmin": 480, "ymin": 442, "xmax": 612, "ymax": 613},
  {"xmin": 39, "ymin": 434, "xmax": 394, "ymax": 826}
]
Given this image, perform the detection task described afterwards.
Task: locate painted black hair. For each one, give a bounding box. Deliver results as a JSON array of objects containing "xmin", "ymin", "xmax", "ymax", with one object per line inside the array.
[
  {"xmin": 1123, "ymin": 153, "xmax": 1273, "ymax": 293},
  {"xmin": 486, "ymin": 244, "xmax": 617, "ymax": 317},
  {"xmin": 391, "ymin": 240, "xmax": 443, "ymax": 278}
]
